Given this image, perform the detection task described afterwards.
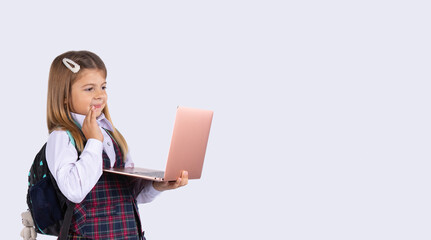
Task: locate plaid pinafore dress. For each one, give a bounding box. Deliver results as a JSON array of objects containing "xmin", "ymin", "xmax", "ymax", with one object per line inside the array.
[{"xmin": 66, "ymin": 131, "xmax": 145, "ymax": 240}]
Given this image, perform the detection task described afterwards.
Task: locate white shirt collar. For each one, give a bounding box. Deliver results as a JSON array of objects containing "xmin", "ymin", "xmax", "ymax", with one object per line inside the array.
[{"xmin": 70, "ymin": 112, "xmax": 114, "ymax": 132}]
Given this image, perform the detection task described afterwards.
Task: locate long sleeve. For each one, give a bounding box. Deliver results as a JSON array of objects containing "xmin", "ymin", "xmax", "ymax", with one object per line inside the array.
[
  {"xmin": 135, "ymin": 180, "xmax": 161, "ymax": 204},
  {"xmin": 46, "ymin": 130, "xmax": 104, "ymax": 203}
]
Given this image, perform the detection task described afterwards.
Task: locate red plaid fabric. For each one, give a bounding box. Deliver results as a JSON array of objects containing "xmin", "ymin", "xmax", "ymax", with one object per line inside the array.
[{"xmin": 66, "ymin": 132, "xmax": 143, "ymax": 240}]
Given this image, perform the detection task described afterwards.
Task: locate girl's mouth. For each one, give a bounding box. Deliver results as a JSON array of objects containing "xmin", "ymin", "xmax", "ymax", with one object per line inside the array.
[{"xmin": 92, "ymin": 104, "xmax": 103, "ymax": 109}]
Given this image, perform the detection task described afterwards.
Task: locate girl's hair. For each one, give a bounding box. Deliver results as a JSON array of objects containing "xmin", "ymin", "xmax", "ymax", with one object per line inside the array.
[{"xmin": 47, "ymin": 50, "xmax": 128, "ymax": 157}]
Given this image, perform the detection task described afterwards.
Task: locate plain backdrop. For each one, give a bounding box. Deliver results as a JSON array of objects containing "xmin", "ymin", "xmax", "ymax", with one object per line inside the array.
[{"xmin": 1, "ymin": 1, "xmax": 430, "ymax": 239}]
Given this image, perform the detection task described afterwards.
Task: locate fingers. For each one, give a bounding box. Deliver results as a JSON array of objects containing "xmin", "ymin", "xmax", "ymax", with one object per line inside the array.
[
  {"xmin": 90, "ymin": 105, "xmax": 97, "ymax": 121},
  {"xmin": 153, "ymin": 170, "xmax": 189, "ymax": 191},
  {"xmin": 86, "ymin": 105, "xmax": 96, "ymax": 123},
  {"xmin": 82, "ymin": 106, "xmax": 103, "ymax": 142},
  {"xmin": 88, "ymin": 105, "xmax": 94, "ymax": 118},
  {"xmin": 87, "ymin": 105, "xmax": 93, "ymax": 118},
  {"xmin": 83, "ymin": 105, "xmax": 93, "ymax": 126},
  {"xmin": 173, "ymin": 171, "xmax": 188, "ymax": 188},
  {"xmin": 180, "ymin": 170, "xmax": 188, "ymax": 186}
]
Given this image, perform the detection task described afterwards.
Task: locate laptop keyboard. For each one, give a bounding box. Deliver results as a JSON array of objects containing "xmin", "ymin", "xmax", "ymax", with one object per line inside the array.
[{"xmin": 133, "ymin": 170, "xmax": 165, "ymax": 179}]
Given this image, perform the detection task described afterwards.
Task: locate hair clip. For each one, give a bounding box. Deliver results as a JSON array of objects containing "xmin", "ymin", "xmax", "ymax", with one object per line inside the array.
[{"xmin": 62, "ymin": 58, "xmax": 80, "ymax": 73}]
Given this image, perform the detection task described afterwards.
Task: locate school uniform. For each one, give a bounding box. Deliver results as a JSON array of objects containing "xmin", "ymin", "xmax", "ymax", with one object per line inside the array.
[{"xmin": 46, "ymin": 112, "xmax": 160, "ymax": 239}]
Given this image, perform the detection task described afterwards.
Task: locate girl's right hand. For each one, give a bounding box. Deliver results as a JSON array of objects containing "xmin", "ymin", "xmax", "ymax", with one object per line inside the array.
[{"xmin": 81, "ymin": 106, "xmax": 104, "ymax": 142}]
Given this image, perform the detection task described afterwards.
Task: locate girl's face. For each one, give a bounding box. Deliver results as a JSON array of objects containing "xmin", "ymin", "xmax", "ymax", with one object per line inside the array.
[{"xmin": 69, "ymin": 69, "xmax": 107, "ymax": 117}]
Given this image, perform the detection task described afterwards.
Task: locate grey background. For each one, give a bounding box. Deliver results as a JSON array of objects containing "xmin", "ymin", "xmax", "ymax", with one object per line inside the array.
[{"xmin": 1, "ymin": 0, "xmax": 430, "ymax": 239}]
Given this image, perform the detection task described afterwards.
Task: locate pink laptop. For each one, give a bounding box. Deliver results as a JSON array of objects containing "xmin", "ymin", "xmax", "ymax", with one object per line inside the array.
[{"xmin": 103, "ymin": 106, "xmax": 213, "ymax": 182}]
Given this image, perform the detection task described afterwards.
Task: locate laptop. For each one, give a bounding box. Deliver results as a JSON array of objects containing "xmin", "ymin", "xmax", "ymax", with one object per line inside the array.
[{"xmin": 103, "ymin": 106, "xmax": 213, "ymax": 182}]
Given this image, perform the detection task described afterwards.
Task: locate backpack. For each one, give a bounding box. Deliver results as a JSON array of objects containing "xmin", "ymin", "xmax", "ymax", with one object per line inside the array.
[{"xmin": 26, "ymin": 131, "xmax": 79, "ymax": 240}]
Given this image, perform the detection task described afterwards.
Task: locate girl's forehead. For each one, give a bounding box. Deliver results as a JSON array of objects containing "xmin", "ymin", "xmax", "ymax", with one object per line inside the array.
[{"xmin": 73, "ymin": 69, "xmax": 106, "ymax": 85}]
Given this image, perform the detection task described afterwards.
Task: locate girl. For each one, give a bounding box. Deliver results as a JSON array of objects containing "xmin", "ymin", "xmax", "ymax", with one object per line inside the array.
[{"xmin": 45, "ymin": 50, "xmax": 188, "ymax": 240}]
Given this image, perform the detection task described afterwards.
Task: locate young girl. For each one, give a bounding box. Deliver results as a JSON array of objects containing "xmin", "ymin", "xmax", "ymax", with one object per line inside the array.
[{"xmin": 45, "ymin": 50, "xmax": 188, "ymax": 240}]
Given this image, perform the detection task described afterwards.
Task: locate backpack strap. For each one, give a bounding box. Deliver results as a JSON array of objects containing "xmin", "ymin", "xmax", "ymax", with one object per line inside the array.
[
  {"xmin": 59, "ymin": 130, "xmax": 77, "ymax": 240},
  {"xmin": 66, "ymin": 130, "xmax": 76, "ymax": 148},
  {"xmin": 59, "ymin": 202, "xmax": 74, "ymax": 240}
]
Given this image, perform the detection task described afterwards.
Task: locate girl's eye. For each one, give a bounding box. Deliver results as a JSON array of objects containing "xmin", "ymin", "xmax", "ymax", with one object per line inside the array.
[
  {"xmin": 102, "ymin": 86, "xmax": 107, "ymax": 90},
  {"xmin": 85, "ymin": 87, "xmax": 94, "ymax": 91}
]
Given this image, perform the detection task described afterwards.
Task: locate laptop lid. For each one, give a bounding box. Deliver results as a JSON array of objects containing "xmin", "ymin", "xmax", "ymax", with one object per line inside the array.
[
  {"xmin": 104, "ymin": 106, "xmax": 213, "ymax": 182},
  {"xmin": 163, "ymin": 106, "xmax": 213, "ymax": 181}
]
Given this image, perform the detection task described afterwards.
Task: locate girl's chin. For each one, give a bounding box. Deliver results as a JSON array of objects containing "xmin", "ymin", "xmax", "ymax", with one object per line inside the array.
[
  {"xmin": 94, "ymin": 107, "xmax": 104, "ymax": 116},
  {"xmin": 84, "ymin": 106, "xmax": 104, "ymax": 116}
]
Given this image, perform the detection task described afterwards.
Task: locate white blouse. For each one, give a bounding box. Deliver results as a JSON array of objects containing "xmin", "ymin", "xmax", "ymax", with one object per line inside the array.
[{"xmin": 46, "ymin": 112, "xmax": 160, "ymax": 204}]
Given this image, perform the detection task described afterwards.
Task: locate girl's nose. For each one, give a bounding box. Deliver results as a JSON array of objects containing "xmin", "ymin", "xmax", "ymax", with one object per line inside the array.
[{"xmin": 94, "ymin": 88, "xmax": 105, "ymax": 99}]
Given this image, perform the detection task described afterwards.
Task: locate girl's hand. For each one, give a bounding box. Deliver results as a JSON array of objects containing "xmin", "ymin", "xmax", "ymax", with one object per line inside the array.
[
  {"xmin": 81, "ymin": 106, "xmax": 104, "ymax": 142},
  {"xmin": 153, "ymin": 171, "xmax": 189, "ymax": 192}
]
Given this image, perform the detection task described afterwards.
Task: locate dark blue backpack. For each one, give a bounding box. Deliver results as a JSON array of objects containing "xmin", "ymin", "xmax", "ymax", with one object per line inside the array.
[{"xmin": 26, "ymin": 131, "xmax": 79, "ymax": 240}]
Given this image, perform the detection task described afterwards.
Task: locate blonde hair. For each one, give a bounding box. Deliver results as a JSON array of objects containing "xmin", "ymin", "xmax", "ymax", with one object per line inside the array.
[{"xmin": 47, "ymin": 50, "xmax": 128, "ymax": 157}]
